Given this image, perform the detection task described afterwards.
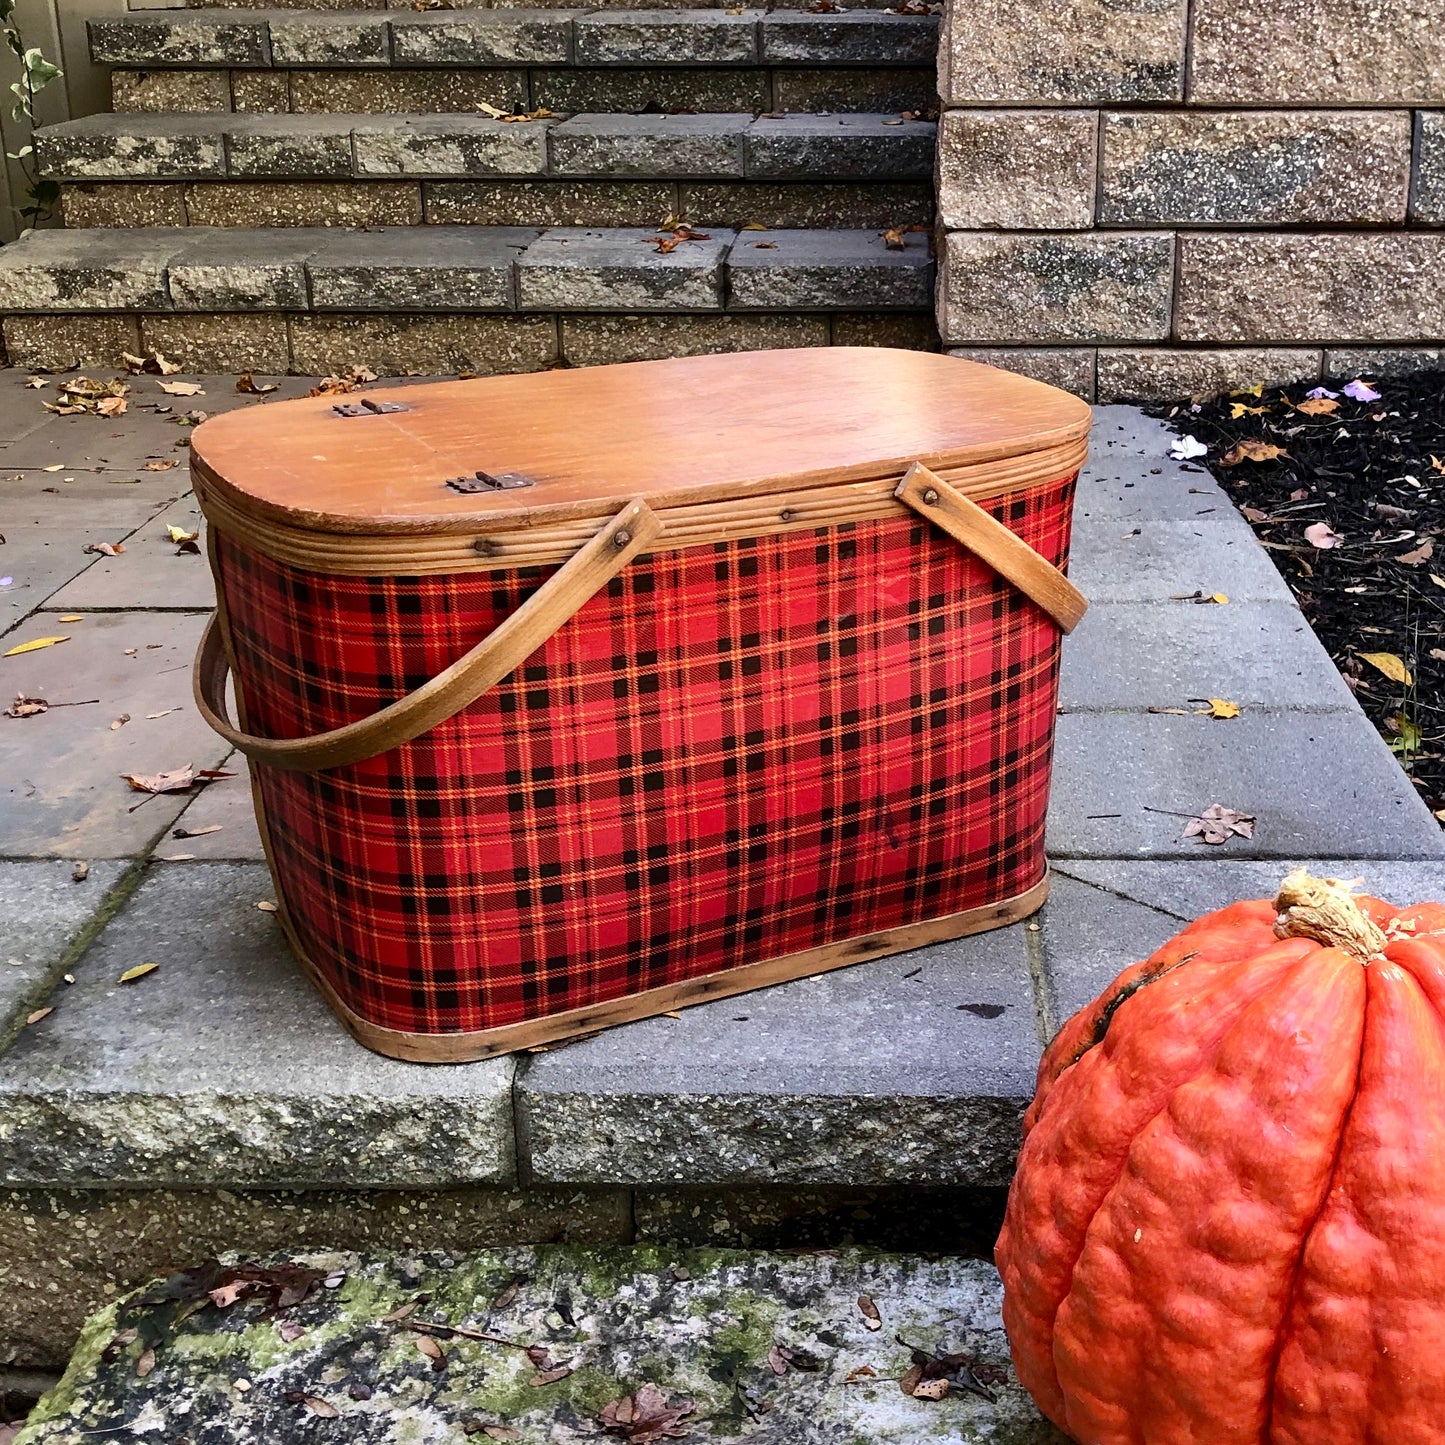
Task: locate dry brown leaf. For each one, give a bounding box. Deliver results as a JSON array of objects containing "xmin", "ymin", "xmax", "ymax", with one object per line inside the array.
[
  {"xmin": 122, "ymin": 766, "xmax": 197, "ymax": 795},
  {"xmin": 857, "ymin": 1295, "xmax": 882, "ymax": 1330},
  {"xmin": 173, "ymin": 823, "xmax": 221, "ymax": 838},
  {"xmin": 1397, "ymin": 538, "xmax": 1435, "ymax": 566},
  {"xmin": 6, "ymin": 695, "xmax": 49, "ymax": 717},
  {"xmin": 97, "ymin": 395, "xmax": 128, "ymax": 417},
  {"xmin": 479, "ymin": 1428, "xmax": 523, "ymax": 1443},
  {"xmin": 1182, "ymin": 804, "xmax": 1256, "ymax": 846},
  {"xmin": 236, "ymin": 372, "xmax": 279, "ymax": 395},
  {"xmin": 899, "ymin": 1362, "xmax": 924, "ymax": 1397},
  {"xmin": 72, "ymin": 861, "xmax": 89, "ymax": 882},
  {"xmin": 882, "ymin": 227, "xmax": 907, "ymax": 250},
  {"xmin": 158, "ymin": 380, "xmax": 205, "ymax": 397},
  {"xmin": 123, "ymin": 350, "xmax": 182, "ymax": 376},
  {"xmin": 529, "ymin": 1366, "xmax": 574, "ymax": 1387},
  {"xmin": 845, "ymin": 1365, "xmax": 877, "ymax": 1382},
  {"xmin": 24, "ymin": 375, "xmax": 46, "ymax": 388},
  {"xmin": 142, "ymin": 459, "xmax": 179, "ymax": 472},
  {"xmin": 109, "ymin": 714, "xmax": 130, "ymax": 731},
  {"xmin": 135, "ymin": 1347, "xmax": 157, "ymax": 1378},
  {"xmin": 1229, "ymin": 402, "xmax": 1269, "ymax": 419},
  {"xmin": 25, "ymin": 1006, "xmax": 53, "ymax": 1026},
  {"xmin": 1219, "ymin": 439, "xmax": 1288, "ymax": 467},
  {"xmin": 292, "ymin": 1395, "xmax": 340, "ymax": 1419},
  {"xmin": 86, "ymin": 541, "xmax": 125, "ymax": 556},
  {"xmin": 256, "ymin": 900, "xmax": 279, "ymax": 913},
  {"xmin": 912, "ymin": 1378, "xmax": 950, "ymax": 1400},
  {"xmin": 599, "ymin": 1383, "xmax": 695, "ymax": 1442},
  {"xmin": 1304, "ymin": 522, "xmax": 1344, "ymax": 549},
  {"xmin": 416, "ymin": 1334, "xmax": 447, "ymax": 1370},
  {"xmin": 1294, "ymin": 397, "xmax": 1339, "ymax": 416}
]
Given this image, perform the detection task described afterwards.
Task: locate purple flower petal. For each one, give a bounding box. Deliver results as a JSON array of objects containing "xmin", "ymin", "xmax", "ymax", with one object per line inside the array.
[
  {"xmin": 1343, "ymin": 379, "xmax": 1381, "ymax": 402},
  {"xmin": 0, "ymin": 577, "xmax": 11, "ymax": 587},
  {"xmin": 1306, "ymin": 386, "xmax": 1340, "ymax": 400}
]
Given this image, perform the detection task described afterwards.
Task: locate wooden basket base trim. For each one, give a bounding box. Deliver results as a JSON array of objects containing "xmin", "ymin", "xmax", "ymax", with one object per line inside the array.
[{"xmin": 288, "ymin": 874, "xmax": 1052, "ymax": 1064}]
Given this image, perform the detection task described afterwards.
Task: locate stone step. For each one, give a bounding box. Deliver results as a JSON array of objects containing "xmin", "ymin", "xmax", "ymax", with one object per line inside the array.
[
  {"xmin": 36, "ymin": 110, "xmax": 936, "ymax": 182},
  {"xmin": 90, "ymin": 7, "xmax": 940, "ymax": 70},
  {"xmin": 111, "ymin": 62, "xmax": 937, "ymax": 116},
  {"xmin": 15, "ymin": 1248, "xmax": 1057, "ymax": 1444},
  {"xmin": 59, "ymin": 176, "xmax": 935, "ymax": 230},
  {"xmin": 0, "ymin": 224, "xmax": 934, "ymax": 316}
]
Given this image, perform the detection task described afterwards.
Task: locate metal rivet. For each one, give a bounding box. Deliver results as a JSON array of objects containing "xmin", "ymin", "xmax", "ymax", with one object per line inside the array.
[
  {"xmin": 922, "ymin": 488, "xmax": 940, "ymax": 506},
  {"xmin": 779, "ymin": 508, "xmax": 795, "ymax": 523},
  {"xmin": 612, "ymin": 528, "xmax": 632, "ymax": 548}
]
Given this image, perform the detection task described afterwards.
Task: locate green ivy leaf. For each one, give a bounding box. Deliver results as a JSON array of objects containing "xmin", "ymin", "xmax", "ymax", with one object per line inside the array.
[
  {"xmin": 5, "ymin": 143, "xmax": 31, "ymax": 160},
  {"xmin": 4, "ymin": 29, "xmax": 22, "ymax": 57},
  {"xmin": 23, "ymin": 48, "xmax": 61, "ymax": 88},
  {"xmin": 0, "ymin": 0, "xmax": 18, "ymax": 23}
]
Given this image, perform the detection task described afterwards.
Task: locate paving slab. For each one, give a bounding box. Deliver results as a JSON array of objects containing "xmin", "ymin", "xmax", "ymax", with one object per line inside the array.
[
  {"xmin": 761, "ymin": 10, "xmax": 939, "ymax": 64},
  {"xmin": 517, "ymin": 226, "xmax": 732, "ymax": 311},
  {"xmin": 42, "ymin": 495, "xmax": 213, "ymax": 612},
  {"xmin": 223, "ymin": 113, "xmax": 355, "ymax": 178},
  {"xmin": 1074, "ymin": 404, "xmax": 1230, "ymax": 520},
  {"xmin": 87, "ymin": 11, "xmax": 270, "ymax": 66},
  {"xmin": 16, "ymin": 1247, "xmax": 1059, "ymax": 1445},
  {"xmin": 1046, "ymin": 708, "xmax": 1445, "ymax": 861},
  {"xmin": 520, "ymin": 919, "xmax": 1041, "ymax": 1187},
  {"xmin": 745, "ymin": 113, "xmax": 936, "ymax": 180},
  {"xmin": 268, "ymin": 10, "xmax": 391, "ymax": 66},
  {"xmin": 1, "ymin": 1185, "xmax": 633, "ymax": 1370},
  {"xmin": 0, "ymin": 456, "xmax": 189, "ymax": 529},
  {"xmin": 0, "ymin": 228, "xmax": 182, "ymax": 313},
  {"xmin": 154, "ymin": 757, "xmax": 266, "ymax": 860},
  {"xmin": 388, "ymin": 9, "xmax": 575, "ymax": 65},
  {"xmin": 727, "ymin": 227, "xmax": 933, "ymax": 310},
  {"xmin": 353, "ymin": 114, "xmax": 553, "ymax": 178},
  {"xmin": 0, "ymin": 860, "xmax": 130, "ymax": 1035},
  {"xmin": 1042, "ymin": 860, "xmax": 1445, "ymax": 1029},
  {"xmin": 0, "ymin": 611, "xmax": 231, "ymax": 859},
  {"xmin": 0, "ymin": 526, "xmax": 161, "ymax": 634},
  {"xmin": 573, "ymin": 8, "xmax": 761, "ymax": 65},
  {"xmin": 1067, "ymin": 512, "xmax": 1295, "ymax": 603},
  {"xmin": 36, "ymin": 115, "xmax": 226, "ymax": 182},
  {"xmin": 1058, "ymin": 599, "xmax": 1357, "ymax": 711},
  {"xmin": 548, "ymin": 112, "xmax": 749, "ymax": 179},
  {"xmin": 0, "ymin": 862, "xmax": 517, "ymax": 1188},
  {"xmin": 308, "ymin": 225, "xmax": 538, "ymax": 310},
  {"xmin": 169, "ymin": 229, "xmax": 325, "ymax": 311}
]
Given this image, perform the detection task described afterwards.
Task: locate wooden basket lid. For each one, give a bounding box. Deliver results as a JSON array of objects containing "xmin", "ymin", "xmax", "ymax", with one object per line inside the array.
[{"xmin": 190, "ymin": 348, "xmax": 1092, "ymax": 537}]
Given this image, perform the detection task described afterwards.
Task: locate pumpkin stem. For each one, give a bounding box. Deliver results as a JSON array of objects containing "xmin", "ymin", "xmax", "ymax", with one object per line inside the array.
[{"xmin": 1274, "ymin": 869, "xmax": 1388, "ymax": 960}]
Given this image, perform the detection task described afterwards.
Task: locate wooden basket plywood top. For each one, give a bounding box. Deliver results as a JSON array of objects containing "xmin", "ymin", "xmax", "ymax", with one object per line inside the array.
[{"xmin": 189, "ymin": 348, "xmax": 1092, "ymax": 539}]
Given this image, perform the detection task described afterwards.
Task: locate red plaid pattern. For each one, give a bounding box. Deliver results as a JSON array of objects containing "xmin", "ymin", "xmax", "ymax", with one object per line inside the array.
[{"xmin": 214, "ymin": 478, "xmax": 1077, "ymax": 1038}]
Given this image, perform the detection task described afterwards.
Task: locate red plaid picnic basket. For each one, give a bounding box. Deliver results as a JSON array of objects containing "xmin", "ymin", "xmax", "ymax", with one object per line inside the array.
[{"xmin": 191, "ymin": 349, "xmax": 1090, "ymax": 1061}]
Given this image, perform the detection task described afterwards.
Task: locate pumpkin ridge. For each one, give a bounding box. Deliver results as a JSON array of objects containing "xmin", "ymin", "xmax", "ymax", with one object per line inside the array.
[
  {"xmin": 998, "ymin": 942, "xmax": 1316, "ymax": 1430},
  {"xmin": 1259, "ymin": 959, "xmax": 1370, "ymax": 1445},
  {"xmin": 1051, "ymin": 949, "xmax": 1365, "ymax": 1444}
]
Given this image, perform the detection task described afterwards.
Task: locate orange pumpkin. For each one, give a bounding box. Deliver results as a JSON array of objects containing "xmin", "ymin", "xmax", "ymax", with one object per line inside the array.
[{"xmin": 997, "ymin": 871, "xmax": 1445, "ymax": 1444}]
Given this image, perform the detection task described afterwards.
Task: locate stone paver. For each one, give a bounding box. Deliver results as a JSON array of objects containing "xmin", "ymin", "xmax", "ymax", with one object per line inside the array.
[
  {"xmin": 155, "ymin": 759, "xmax": 264, "ymax": 859},
  {"xmin": 517, "ymin": 226, "xmax": 732, "ymax": 311},
  {"xmin": 0, "ymin": 861, "xmax": 130, "ymax": 1035},
  {"xmin": 574, "ymin": 8, "xmax": 761, "ymax": 65},
  {"xmin": 0, "ymin": 861, "xmax": 517, "ymax": 1188},
  {"xmin": 726, "ymin": 227, "xmax": 933, "ymax": 310},
  {"xmin": 16, "ymin": 1248, "xmax": 1057, "ymax": 1445},
  {"xmin": 745, "ymin": 113, "xmax": 936, "ymax": 180},
  {"xmin": 548, "ymin": 112, "xmax": 748, "ymax": 179},
  {"xmin": 761, "ymin": 10, "xmax": 938, "ymax": 64},
  {"xmin": 520, "ymin": 919, "xmax": 1041, "ymax": 1187}
]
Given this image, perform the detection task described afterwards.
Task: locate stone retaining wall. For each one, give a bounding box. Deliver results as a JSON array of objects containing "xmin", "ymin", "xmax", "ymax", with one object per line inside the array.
[{"xmin": 935, "ymin": 0, "xmax": 1445, "ymax": 399}]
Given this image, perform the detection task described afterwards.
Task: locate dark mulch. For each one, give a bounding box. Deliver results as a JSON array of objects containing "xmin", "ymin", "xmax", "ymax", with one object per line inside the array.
[{"xmin": 1149, "ymin": 369, "xmax": 1445, "ymax": 819}]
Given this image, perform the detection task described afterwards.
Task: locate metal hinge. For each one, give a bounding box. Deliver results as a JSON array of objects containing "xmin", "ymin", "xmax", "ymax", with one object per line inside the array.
[
  {"xmin": 332, "ymin": 398, "xmax": 411, "ymax": 417},
  {"xmin": 445, "ymin": 470, "xmax": 537, "ymax": 494}
]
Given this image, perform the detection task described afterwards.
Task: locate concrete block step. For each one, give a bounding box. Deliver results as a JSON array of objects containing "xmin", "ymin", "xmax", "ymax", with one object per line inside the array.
[
  {"xmin": 90, "ymin": 7, "xmax": 940, "ymax": 69},
  {"xmin": 36, "ymin": 110, "xmax": 936, "ymax": 182},
  {"xmin": 110, "ymin": 61, "xmax": 937, "ymax": 115},
  {"xmin": 0, "ymin": 223, "xmax": 934, "ymax": 314},
  {"xmin": 16, "ymin": 1248, "xmax": 1054, "ymax": 1444}
]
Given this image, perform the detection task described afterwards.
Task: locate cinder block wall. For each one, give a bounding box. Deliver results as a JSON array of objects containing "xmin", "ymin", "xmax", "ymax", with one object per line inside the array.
[{"xmin": 934, "ymin": 0, "xmax": 1444, "ymax": 401}]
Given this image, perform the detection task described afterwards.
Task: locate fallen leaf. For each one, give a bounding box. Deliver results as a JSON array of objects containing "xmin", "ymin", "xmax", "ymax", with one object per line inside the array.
[
  {"xmin": 135, "ymin": 1347, "xmax": 157, "ymax": 1378},
  {"xmin": 26, "ymin": 1007, "xmax": 53, "ymax": 1026},
  {"xmin": 899, "ymin": 1361, "xmax": 925, "ymax": 1396},
  {"xmin": 882, "ymin": 226, "xmax": 907, "ymax": 250},
  {"xmin": 41, "ymin": 464, "xmax": 63, "ymax": 472},
  {"xmin": 1182, "ymin": 804, "xmax": 1256, "ymax": 846},
  {"xmin": 912, "ymin": 1378, "xmax": 950, "ymax": 1400},
  {"xmin": 24, "ymin": 375, "xmax": 46, "ymax": 388},
  {"xmin": 147, "ymin": 709, "xmax": 178, "ymax": 720},
  {"xmin": 173, "ymin": 823, "xmax": 221, "ymax": 838},
  {"xmin": 119, "ymin": 962, "xmax": 159, "ymax": 983},
  {"xmin": 97, "ymin": 395, "xmax": 128, "ymax": 417},
  {"xmin": 1304, "ymin": 522, "xmax": 1344, "ymax": 549},
  {"xmin": 4, "ymin": 635, "xmax": 69, "ymax": 656},
  {"xmin": 1387, "ymin": 713, "xmax": 1424, "ymax": 755},
  {"xmin": 256, "ymin": 900, "xmax": 278, "ymax": 913},
  {"xmin": 1359, "ymin": 651, "xmax": 1413, "ymax": 687},
  {"xmin": 166, "ymin": 525, "xmax": 200, "ymax": 545},
  {"xmin": 121, "ymin": 766, "xmax": 197, "ymax": 795},
  {"xmin": 599, "ymin": 1383, "xmax": 695, "ymax": 1442},
  {"xmin": 845, "ymin": 1365, "xmax": 877, "ymax": 1382},
  {"xmin": 72, "ymin": 861, "xmax": 89, "ymax": 882},
  {"xmin": 209, "ymin": 1281, "xmax": 251, "ymax": 1308},
  {"xmin": 86, "ymin": 541, "xmax": 125, "ymax": 556},
  {"xmin": 1294, "ymin": 397, "xmax": 1339, "ymax": 416},
  {"xmin": 740, "ymin": 221, "xmax": 769, "ymax": 231},
  {"xmin": 1169, "ymin": 435, "xmax": 1208, "ymax": 461},
  {"xmin": 109, "ymin": 714, "xmax": 130, "ymax": 731},
  {"xmin": 857, "ymin": 1296, "xmax": 882, "ymax": 1331},
  {"xmin": 479, "ymin": 1428, "xmax": 523, "ymax": 1443},
  {"xmin": 1202, "ymin": 698, "xmax": 1240, "ymax": 720},
  {"xmin": 142, "ymin": 459, "xmax": 179, "ymax": 472},
  {"xmin": 1231, "ymin": 381, "xmax": 1265, "ymax": 398},
  {"xmin": 1219, "ymin": 439, "xmax": 1288, "ymax": 467},
  {"xmin": 490, "ymin": 1279, "xmax": 521, "ymax": 1311},
  {"xmin": 158, "ymin": 381, "xmax": 205, "ymax": 396},
  {"xmin": 530, "ymin": 1366, "xmax": 574, "ymax": 1387},
  {"xmin": 1229, "ymin": 402, "xmax": 1268, "ymax": 419},
  {"xmin": 286, "ymin": 1394, "xmax": 340, "ymax": 1419},
  {"xmin": 416, "ymin": 1334, "xmax": 447, "ymax": 1370},
  {"xmin": 5, "ymin": 695, "xmax": 49, "ymax": 717},
  {"xmin": 236, "ymin": 372, "xmax": 279, "ymax": 395},
  {"xmin": 1397, "ymin": 538, "xmax": 1435, "ymax": 566},
  {"xmin": 277, "ymin": 1320, "xmax": 306, "ymax": 1342},
  {"xmin": 56, "ymin": 614, "xmax": 85, "ymax": 623},
  {"xmin": 123, "ymin": 350, "xmax": 182, "ymax": 376}
]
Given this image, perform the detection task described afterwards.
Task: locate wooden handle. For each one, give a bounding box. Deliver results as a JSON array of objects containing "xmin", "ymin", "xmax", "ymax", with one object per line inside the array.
[
  {"xmin": 895, "ymin": 463, "xmax": 1088, "ymax": 633},
  {"xmin": 194, "ymin": 498, "xmax": 664, "ymax": 773}
]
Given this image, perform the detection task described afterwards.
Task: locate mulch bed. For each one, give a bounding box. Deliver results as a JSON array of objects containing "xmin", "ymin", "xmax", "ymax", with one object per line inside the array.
[{"xmin": 1150, "ymin": 369, "xmax": 1445, "ymax": 819}]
